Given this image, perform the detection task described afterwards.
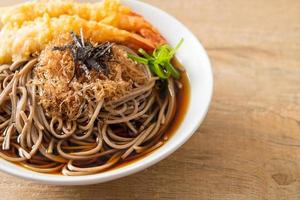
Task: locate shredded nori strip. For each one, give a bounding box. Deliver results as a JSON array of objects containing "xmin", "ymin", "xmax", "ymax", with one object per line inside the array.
[{"xmin": 53, "ymin": 31, "xmax": 113, "ymax": 80}]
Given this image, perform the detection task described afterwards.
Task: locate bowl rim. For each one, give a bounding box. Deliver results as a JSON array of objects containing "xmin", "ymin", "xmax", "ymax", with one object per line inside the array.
[{"xmin": 0, "ymin": 0, "xmax": 213, "ymax": 185}]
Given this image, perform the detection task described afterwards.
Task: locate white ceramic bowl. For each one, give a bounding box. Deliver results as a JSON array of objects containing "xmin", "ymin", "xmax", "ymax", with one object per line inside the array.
[{"xmin": 0, "ymin": 0, "xmax": 213, "ymax": 185}]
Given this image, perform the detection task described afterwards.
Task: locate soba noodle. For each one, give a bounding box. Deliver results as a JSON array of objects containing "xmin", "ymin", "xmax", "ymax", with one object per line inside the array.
[
  {"xmin": 0, "ymin": 57, "xmax": 176, "ymax": 175},
  {"xmin": 0, "ymin": 0, "xmax": 186, "ymax": 175}
]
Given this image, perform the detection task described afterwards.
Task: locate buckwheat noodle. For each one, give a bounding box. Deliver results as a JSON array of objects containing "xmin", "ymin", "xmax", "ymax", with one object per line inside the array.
[{"xmin": 0, "ymin": 58, "xmax": 177, "ymax": 175}]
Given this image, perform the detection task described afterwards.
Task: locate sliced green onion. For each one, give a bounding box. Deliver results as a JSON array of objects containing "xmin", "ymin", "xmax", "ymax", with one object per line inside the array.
[
  {"xmin": 127, "ymin": 39, "xmax": 184, "ymax": 80},
  {"xmin": 169, "ymin": 38, "xmax": 184, "ymax": 58},
  {"xmin": 165, "ymin": 62, "xmax": 180, "ymax": 79},
  {"xmin": 155, "ymin": 48, "xmax": 170, "ymax": 64},
  {"xmin": 152, "ymin": 63, "xmax": 169, "ymax": 79},
  {"xmin": 138, "ymin": 49, "xmax": 152, "ymax": 59},
  {"xmin": 127, "ymin": 54, "xmax": 148, "ymax": 65}
]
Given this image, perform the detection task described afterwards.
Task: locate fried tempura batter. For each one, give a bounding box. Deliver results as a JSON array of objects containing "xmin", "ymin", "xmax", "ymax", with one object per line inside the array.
[
  {"xmin": 0, "ymin": 14, "xmax": 155, "ymax": 63},
  {"xmin": 0, "ymin": 0, "xmax": 165, "ymax": 63}
]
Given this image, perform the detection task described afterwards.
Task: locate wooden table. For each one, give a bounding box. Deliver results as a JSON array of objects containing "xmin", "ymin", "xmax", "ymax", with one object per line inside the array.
[{"xmin": 1, "ymin": 0, "xmax": 300, "ymax": 199}]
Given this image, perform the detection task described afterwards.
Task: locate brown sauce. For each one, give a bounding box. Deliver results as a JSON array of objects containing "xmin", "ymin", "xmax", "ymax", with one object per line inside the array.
[{"xmin": 111, "ymin": 61, "xmax": 191, "ymax": 170}]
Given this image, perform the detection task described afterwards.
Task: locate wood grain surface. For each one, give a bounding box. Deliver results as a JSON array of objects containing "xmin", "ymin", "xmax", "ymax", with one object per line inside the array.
[{"xmin": 0, "ymin": 0, "xmax": 300, "ymax": 199}]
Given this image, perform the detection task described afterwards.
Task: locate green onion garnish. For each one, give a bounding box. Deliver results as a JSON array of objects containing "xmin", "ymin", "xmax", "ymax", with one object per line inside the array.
[
  {"xmin": 127, "ymin": 54, "xmax": 149, "ymax": 65},
  {"xmin": 128, "ymin": 39, "xmax": 184, "ymax": 80}
]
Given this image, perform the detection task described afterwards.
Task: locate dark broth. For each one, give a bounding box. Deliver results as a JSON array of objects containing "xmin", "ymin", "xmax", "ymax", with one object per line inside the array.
[{"xmin": 111, "ymin": 61, "xmax": 191, "ymax": 170}]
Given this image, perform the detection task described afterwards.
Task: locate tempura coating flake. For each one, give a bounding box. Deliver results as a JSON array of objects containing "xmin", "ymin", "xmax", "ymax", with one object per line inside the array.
[
  {"xmin": 0, "ymin": 0, "xmax": 165, "ymax": 46},
  {"xmin": 0, "ymin": 14, "xmax": 155, "ymax": 63},
  {"xmin": 0, "ymin": 0, "xmax": 129, "ymax": 26}
]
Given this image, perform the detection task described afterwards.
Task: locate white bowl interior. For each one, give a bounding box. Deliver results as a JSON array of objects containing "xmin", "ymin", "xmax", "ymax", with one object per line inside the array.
[{"xmin": 0, "ymin": 0, "xmax": 213, "ymax": 185}]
